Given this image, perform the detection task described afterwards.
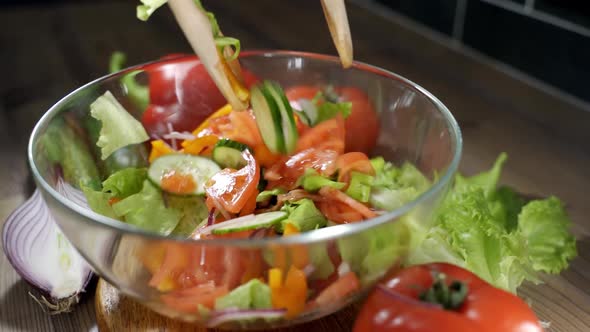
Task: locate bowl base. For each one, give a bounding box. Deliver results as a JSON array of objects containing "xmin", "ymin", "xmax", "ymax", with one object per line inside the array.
[{"xmin": 95, "ymin": 278, "xmax": 361, "ymax": 331}]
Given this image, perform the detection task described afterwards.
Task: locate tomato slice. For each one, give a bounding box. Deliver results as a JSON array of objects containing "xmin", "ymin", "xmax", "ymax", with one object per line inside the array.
[
  {"xmin": 297, "ymin": 115, "xmax": 346, "ymax": 153},
  {"xmin": 161, "ymin": 283, "xmax": 229, "ymax": 313},
  {"xmin": 313, "ymin": 272, "xmax": 360, "ymax": 306},
  {"xmin": 265, "ymin": 148, "xmax": 340, "ymax": 190},
  {"xmin": 335, "ymin": 152, "xmax": 375, "ymax": 183},
  {"xmin": 205, "ymin": 149, "xmax": 260, "ymax": 214}
]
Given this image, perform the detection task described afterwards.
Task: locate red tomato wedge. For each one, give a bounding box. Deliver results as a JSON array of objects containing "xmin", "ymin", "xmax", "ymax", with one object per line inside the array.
[
  {"xmin": 265, "ymin": 149, "xmax": 340, "ymax": 190},
  {"xmin": 296, "ymin": 115, "xmax": 346, "ymax": 154},
  {"xmin": 335, "ymin": 152, "xmax": 375, "ymax": 183},
  {"xmin": 205, "ymin": 149, "xmax": 260, "ymax": 214},
  {"xmin": 313, "ymin": 272, "xmax": 360, "ymax": 306},
  {"xmin": 161, "ymin": 283, "xmax": 229, "ymax": 313}
]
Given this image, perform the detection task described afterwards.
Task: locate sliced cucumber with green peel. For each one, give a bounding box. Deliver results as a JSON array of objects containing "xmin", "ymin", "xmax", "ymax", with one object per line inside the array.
[
  {"xmin": 213, "ymin": 139, "xmax": 250, "ymax": 169},
  {"xmin": 250, "ymin": 80, "xmax": 299, "ymax": 154},
  {"xmin": 264, "ymin": 81, "xmax": 298, "ymax": 154},
  {"xmin": 148, "ymin": 154, "xmax": 221, "ymax": 195},
  {"xmin": 250, "ymin": 84, "xmax": 284, "ymax": 154},
  {"xmin": 211, "ymin": 211, "xmax": 288, "ymax": 235}
]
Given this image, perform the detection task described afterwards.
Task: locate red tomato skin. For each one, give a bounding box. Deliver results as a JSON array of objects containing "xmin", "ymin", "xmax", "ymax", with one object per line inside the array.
[
  {"xmin": 354, "ymin": 288, "xmax": 479, "ymax": 332},
  {"xmin": 354, "ymin": 263, "xmax": 543, "ymax": 332},
  {"xmin": 335, "ymin": 87, "xmax": 379, "ymax": 154},
  {"xmin": 462, "ymin": 286, "xmax": 543, "ymax": 332},
  {"xmin": 285, "ymin": 86, "xmax": 380, "ymax": 154}
]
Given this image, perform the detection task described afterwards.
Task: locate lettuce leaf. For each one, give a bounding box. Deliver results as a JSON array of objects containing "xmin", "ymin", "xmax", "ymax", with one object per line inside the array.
[
  {"xmin": 167, "ymin": 195, "xmax": 209, "ymax": 236},
  {"xmin": 82, "ymin": 186, "xmax": 119, "ymax": 220},
  {"xmin": 338, "ymin": 221, "xmax": 410, "ymax": 286},
  {"xmin": 214, "ymin": 279, "xmax": 271, "ymax": 310},
  {"xmin": 281, "ymin": 199, "xmax": 327, "ymax": 232},
  {"xmin": 369, "ymin": 158, "xmax": 430, "ymax": 211},
  {"xmin": 407, "ymin": 153, "xmax": 577, "ymax": 293},
  {"xmin": 295, "ymin": 94, "xmax": 352, "ymax": 127},
  {"xmin": 516, "ymin": 197, "xmax": 577, "ymax": 274},
  {"xmin": 102, "ymin": 168, "xmax": 147, "ymax": 198},
  {"xmin": 137, "ymin": 0, "xmax": 167, "ymax": 21},
  {"xmin": 90, "ymin": 91, "xmax": 149, "ymax": 160},
  {"xmin": 112, "ymin": 180, "xmax": 181, "ymax": 235}
]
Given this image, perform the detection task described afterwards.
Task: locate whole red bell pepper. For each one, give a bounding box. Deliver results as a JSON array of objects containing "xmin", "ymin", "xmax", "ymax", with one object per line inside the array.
[{"xmin": 141, "ymin": 54, "xmax": 259, "ymax": 138}]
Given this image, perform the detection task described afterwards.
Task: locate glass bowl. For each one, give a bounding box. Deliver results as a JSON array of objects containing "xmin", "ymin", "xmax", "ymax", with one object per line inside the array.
[{"xmin": 28, "ymin": 50, "xmax": 462, "ymax": 329}]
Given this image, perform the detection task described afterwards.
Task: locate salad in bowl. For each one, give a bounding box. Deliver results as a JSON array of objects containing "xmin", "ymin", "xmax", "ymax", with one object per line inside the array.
[{"xmin": 2, "ymin": 0, "xmax": 576, "ymax": 330}]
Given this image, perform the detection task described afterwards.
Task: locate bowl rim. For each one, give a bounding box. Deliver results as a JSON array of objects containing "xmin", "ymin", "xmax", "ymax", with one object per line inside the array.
[{"xmin": 28, "ymin": 49, "xmax": 462, "ymax": 247}]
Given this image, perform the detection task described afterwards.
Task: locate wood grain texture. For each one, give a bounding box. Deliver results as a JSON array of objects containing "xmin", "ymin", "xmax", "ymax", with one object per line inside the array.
[{"xmin": 0, "ymin": 1, "xmax": 588, "ymax": 332}]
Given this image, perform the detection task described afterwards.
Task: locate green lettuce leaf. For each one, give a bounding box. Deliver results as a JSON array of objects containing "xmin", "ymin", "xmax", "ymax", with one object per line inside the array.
[
  {"xmin": 316, "ymin": 101, "xmax": 352, "ymax": 123},
  {"xmin": 338, "ymin": 221, "xmax": 410, "ymax": 286},
  {"xmin": 281, "ymin": 199, "xmax": 327, "ymax": 232},
  {"xmin": 112, "ymin": 180, "xmax": 181, "ymax": 235},
  {"xmin": 369, "ymin": 159, "xmax": 430, "ymax": 211},
  {"xmin": 406, "ymin": 153, "xmax": 576, "ymax": 293},
  {"xmin": 214, "ymin": 279, "xmax": 272, "ymax": 310},
  {"xmin": 167, "ymin": 195, "xmax": 209, "ymax": 236},
  {"xmin": 90, "ymin": 91, "xmax": 149, "ymax": 160},
  {"xmin": 102, "ymin": 168, "xmax": 147, "ymax": 198},
  {"xmin": 137, "ymin": 0, "xmax": 167, "ymax": 21},
  {"xmin": 454, "ymin": 152, "xmax": 507, "ymax": 196},
  {"xmin": 82, "ymin": 186, "xmax": 119, "ymax": 220},
  {"xmin": 308, "ymin": 244, "xmax": 335, "ymax": 280},
  {"xmin": 516, "ymin": 197, "xmax": 577, "ymax": 274},
  {"xmin": 296, "ymin": 93, "xmax": 352, "ymax": 127}
]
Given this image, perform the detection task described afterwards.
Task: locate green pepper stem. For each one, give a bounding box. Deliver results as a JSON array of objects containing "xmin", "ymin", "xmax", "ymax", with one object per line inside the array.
[{"xmin": 419, "ymin": 273, "xmax": 468, "ymax": 310}]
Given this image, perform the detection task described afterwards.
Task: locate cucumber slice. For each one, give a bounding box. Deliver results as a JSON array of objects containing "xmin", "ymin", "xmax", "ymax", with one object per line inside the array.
[
  {"xmin": 264, "ymin": 81, "xmax": 298, "ymax": 154},
  {"xmin": 211, "ymin": 211, "xmax": 287, "ymax": 235},
  {"xmin": 148, "ymin": 154, "xmax": 221, "ymax": 195},
  {"xmin": 250, "ymin": 85, "xmax": 285, "ymax": 154},
  {"xmin": 213, "ymin": 139, "xmax": 250, "ymax": 169}
]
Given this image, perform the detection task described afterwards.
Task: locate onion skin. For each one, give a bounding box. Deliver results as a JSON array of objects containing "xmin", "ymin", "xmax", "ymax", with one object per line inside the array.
[{"xmin": 2, "ymin": 189, "xmax": 93, "ymax": 314}]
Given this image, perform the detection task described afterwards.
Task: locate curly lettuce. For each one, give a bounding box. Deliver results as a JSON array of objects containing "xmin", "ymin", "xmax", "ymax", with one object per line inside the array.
[{"xmin": 407, "ymin": 153, "xmax": 577, "ymax": 293}]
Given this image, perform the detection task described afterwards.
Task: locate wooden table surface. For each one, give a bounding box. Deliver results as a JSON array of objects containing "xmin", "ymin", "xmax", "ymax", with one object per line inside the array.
[{"xmin": 1, "ymin": 1, "xmax": 589, "ymax": 331}]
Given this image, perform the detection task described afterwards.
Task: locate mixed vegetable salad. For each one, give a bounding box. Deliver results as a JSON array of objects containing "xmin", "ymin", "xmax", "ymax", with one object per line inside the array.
[{"xmin": 2, "ymin": 0, "xmax": 578, "ymax": 329}]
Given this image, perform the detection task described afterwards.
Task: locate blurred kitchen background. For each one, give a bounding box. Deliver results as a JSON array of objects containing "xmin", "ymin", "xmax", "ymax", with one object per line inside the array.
[
  {"xmin": 362, "ymin": 0, "xmax": 590, "ymax": 106},
  {"xmin": 3, "ymin": 0, "xmax": 589, "ymax": 107}
]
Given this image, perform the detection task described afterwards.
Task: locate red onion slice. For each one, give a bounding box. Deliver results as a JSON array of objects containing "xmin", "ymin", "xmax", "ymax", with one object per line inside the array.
[
  {"xmin": 207, "ymin": 308, "xmax": 287, "ymax": 328},
  {"xmin": 2, "ymin": 189, "xmax": 93, "ymax": 314}
]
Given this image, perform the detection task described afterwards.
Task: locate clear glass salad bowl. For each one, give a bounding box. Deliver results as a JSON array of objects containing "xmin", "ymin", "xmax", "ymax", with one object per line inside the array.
[{"xmin": 28, "ymin": 50, "xmax": 462, "ymax": 329}]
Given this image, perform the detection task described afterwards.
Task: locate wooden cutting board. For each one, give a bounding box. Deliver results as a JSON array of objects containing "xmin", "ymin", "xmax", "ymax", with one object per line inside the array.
[{"xmin": 95, "ymin": 279, "xmax": 360, "ymax": 332}]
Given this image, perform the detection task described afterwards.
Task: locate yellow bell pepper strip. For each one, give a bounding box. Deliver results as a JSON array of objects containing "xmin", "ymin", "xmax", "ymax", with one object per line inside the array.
[
  {"xmin": 269, "ymin": 265, "xmax": 308, "ymax": 318},
  {"xmin": 149, "ymin": 139, "xmax": 176, "ymax": 162},
  {"xmin": 283, "ymin": 223, "xmax": 310, "ymax": 270},
  {"xmin": 182, "ymin": 135, "xmax": 219, "ymax": 156}
]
